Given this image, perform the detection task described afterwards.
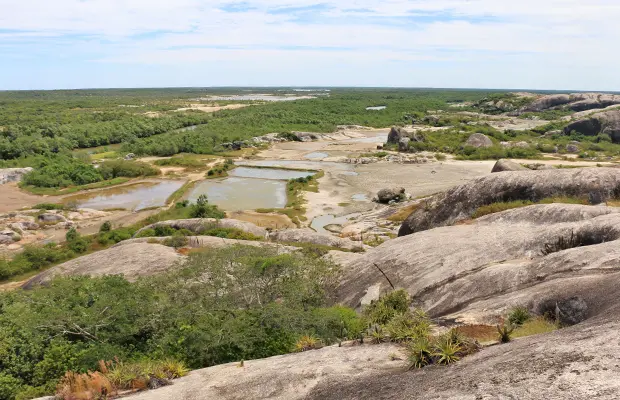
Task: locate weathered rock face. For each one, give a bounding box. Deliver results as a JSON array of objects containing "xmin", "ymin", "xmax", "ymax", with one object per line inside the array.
[
  {"xmin": 268, "ymin": 229, "xmax": 362, "ymax": 251},
  {"xmin": 37, "ymin": 213, "xmax": 67, "ymax": 224},
  {"xmin": 387, "ymin": 127, "xmax": 407, "ymax": 144},
  {"xmin": 134, "ymin": 218, "xmax": 267, "ymax": 238},
  {"xmin": 376, "ymin": 188, "xmax": 405, "ymax": 204},
  {"xmin": 523, "ymin": 94, "xmax": 571, "ymax": 112},
  {"xmin": 125, "ymin": 343, "xmax": 404, "ymax": 400},
  {"xmin": 23, "ymin": 243, "xmax": 184, "ymax": 288},
  {"xmin": 491, "ymin": 159, "xmax": 527, "ymax": 173},
  {"xmin": 399, "ymin": 168, "xmax": 620, "ymax": 236},
  {"xmin": 564, "ymin": 110, "xmax": 620, "ymax": 143},
  {"xmin": 398, "ymin": 137, "xmax": 410, "ymax": 152},
  {"xmin": 0, "ymin": 168, "xmax": 33, "ymax": 184},
  {"xmin": 339, "ymin": 204, "xmax": 620, "ymax": 316},
  {"xmin": 0, "ymin": 229, "xmax": 21, "ymax": 244},
  {"xmin": 520, "ymin": 93, "xmax": 620, "ymax": 114},
  {"xmin": 464, "ymin": 133, "xmax": 493, "ymax": 148}
]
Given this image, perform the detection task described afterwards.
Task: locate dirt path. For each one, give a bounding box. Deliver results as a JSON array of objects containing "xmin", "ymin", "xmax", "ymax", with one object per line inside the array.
[{"xmin": 0, "ymin": 183, "xmax": 61, "ymax": 213}]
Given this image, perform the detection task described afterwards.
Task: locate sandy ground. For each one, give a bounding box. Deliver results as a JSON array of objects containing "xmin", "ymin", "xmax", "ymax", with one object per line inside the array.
[
  {"xmin": 0, "ymin": 183, "xmax": 62, "ymax": 213},
  {"xmin": 144, "ymin": 104, "xmax": 249, "ymax": 117}
]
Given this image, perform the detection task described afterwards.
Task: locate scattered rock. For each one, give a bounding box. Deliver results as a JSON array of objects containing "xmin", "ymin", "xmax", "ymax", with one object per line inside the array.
[
  {"xmin": 37, "ymin": 213, "xmax": 67, "ymax": 223},
  {"xmin": 376, "ymin": 188, "xmax": 406, "ymax": 204},
  {"xmin": 465, "ymin": 133, "xmax": 493, "ymax": 148},
  {"xmin": 554, "ymin": 297, "xmax": 588, "ymax": 325},
  {"xmin": 491, "ymin": 159, "xmax": 528, "ymax": 173},
  {"xmin": 0, "ymin": 168, "xmax": 33, "ymax": 185},
  {"xmin": 387, "ymin": 127, "xmax": 407, "ymax": 144},
  {"xmin": 566, "ymin": 144, "xmax": 579, "ymax": 153},
  {"xmin": 0, "ymin": 229, "xmax": 21, "ymax": 244},
  {"xmin": 124, "ymin": 153, "xmax": 135, "ymax": 160},
  {"xmin": 398, "ymin": 137, "xmax": 410, "ymax": 152}
]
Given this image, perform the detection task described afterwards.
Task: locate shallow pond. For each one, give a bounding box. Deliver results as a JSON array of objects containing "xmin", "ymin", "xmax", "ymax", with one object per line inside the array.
[
  {"xmin": 344, "ymin": 134, "xmax": 388, "ymax": 144},
  {"xmin": 188, "ymin": 177, "xmax": 287, "ymax": 211},
  {"xmin": 230, "ymin": 167, "xmax": 315, "ymax": 180},
  {"xmin": 311, "ymin": 213, "xmax": 362, "ymax": 234},
  {"xmin": 195, "ymin": 95, "xmax": 316, "ymax": 102},
  {"xmin": 64, "ymin": 180, "xmax": 184, "ymax": 211},
  {"xmin": 352, "ymin": 193, "xmax": 370, "ymax": 202},
  {"xmin": 304, "ymin": 152, "xmax": 329, "ymax": 160},
  {"xmin": 366, "ymin": 106, "xmax": 387, "ymax": 111}
]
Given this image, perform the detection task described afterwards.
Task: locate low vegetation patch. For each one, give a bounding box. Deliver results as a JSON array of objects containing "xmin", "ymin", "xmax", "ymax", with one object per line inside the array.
[
  {"xmin": 387, "ymin": 203, "xmax": 420, "ymax": 222},
  {"xmin": 206, "ymin": 159, "xmax": 235, "ymax": 178},
  {"xmin": 0, "ymin": 246, "xmax": 362, "ymax": 399}
]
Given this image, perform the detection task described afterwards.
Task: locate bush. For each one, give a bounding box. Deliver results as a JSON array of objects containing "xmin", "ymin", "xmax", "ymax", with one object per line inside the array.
[
  {"xmin": 98, "ymin": 160, "xmax": 160, "ymax": 180},
  {"xmin": 33, "ymin": 203, "xmax": 66, "ymax": 210},
  {"xmin": 384, "ymin": 309, "xmax": 431, "ymax": 342},
  {"xmin": 508, "ymin": 306, "xmax": 531, "ymax": 327},
  {"xmin": 190, "ymin": 195, "xmax": 225, "ymax": 219},
  {"xmin": 294, "ymin": 335, "xmax": 321, "ymax": 352},
  {"xmin": 99, "ymin": 221, "xmax": 112, "ymax": 233},
  {"xmin": 162, "ymin": 233, "xmax": 188, "ymax": 249},
  {"xmin": 363, "ymin": 289, "xmax": 410, "ymax": 325}
]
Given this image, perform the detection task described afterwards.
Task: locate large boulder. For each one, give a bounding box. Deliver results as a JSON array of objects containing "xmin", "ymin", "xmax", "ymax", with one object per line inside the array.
[
  {"xmin": 134, "ymin": 218, "xmax": 267, "ymax": 238},
  {"xmin": 465, "ymin": 133, "xmax": 493, "ymax": 148},
  {"xmin": 564, "ymin": 110, "xmax": 620, "ymax": 143},
  {"xmin": 268, "ymin": 229, "xmax": 362, "ymax": 251},
  {"xmin": 375, "ymin": 188, "xmax": 406, "ymax": 204},
  {"xmin": 37, "ymin": 213, "xmax": 67, "ymax": 224},
  {"xmin": 0, "ymin": 229, "xmax": 21, "ymax": 244},
  {"xmin": 23, "ymin": 242, "xmax": 184, "ymax": 287},
  {"xmin": 522, "ymin": 94, "xmax": 571, "ymax": 112},
  {"xmin": 399, "ymin": 167, "xmax": 620, "ymax": 236},
  {"xmin": 398, "ymin": 137, "xmax": 410, "ymax": 152},
  {"xmin": 387, "ymin": 127, "xmax": 407, "ymax": 144},
  {"xmin": 0, "ymin": 167, "xmax": 33, "ymax": 185},
  {"xmin": 338, "ymin": 204, "xmax": 620, "ymax": 316},
  {"xmin": 491, "ymin": 159, "xmax": 528, "ymax": 173}
]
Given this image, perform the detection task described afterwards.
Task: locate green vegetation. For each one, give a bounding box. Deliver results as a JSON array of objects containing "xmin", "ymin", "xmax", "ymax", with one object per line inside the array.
[
  {"xmin": 0, "ymin": 246, "xmax": 361, "ymax": 399},
  {"xmin": 206, "ymin": 158, "xmax": 235, "ymax": 178},
  {"xmin": 508, "ymin": 306, "xmax": 531, "ymax": 327},
  {"xmin": 512, "ymin": 317, "xmax": 558, "ymax": 338},
  {"xmin": 154, "ymin": 155, "xmax": 212, "ymax": 169}
]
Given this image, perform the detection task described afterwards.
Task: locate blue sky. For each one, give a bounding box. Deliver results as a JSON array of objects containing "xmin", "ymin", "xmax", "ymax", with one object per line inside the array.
[{"xmin": 1, "ymin": 0, "xmax": 620, "ymax": 90}]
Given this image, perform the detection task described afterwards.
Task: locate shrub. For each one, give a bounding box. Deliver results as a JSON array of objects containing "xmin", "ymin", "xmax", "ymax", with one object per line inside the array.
[
  {"xmin": 407, "ymin": 337, "xmax": 433, "ymax": 369},
  {"xmin": 433, "ymin": 339, "xmax": 461, "ymax": 365},
  {"xmin": 99, "ymin": 221, "xmax": 112, "ymax": 233},
  {"xmin": 512, "ymin": 317, "xmax": 558, "ymax": 338},
  {"xmin": 384, "ymin": 309, "xmax": 431, "ymax": 342},
  {"xmin": 0, "ymin": 373, "xmax": 23, "ymax": 400},
  {"xmin": 98, "ymin": 160, "xmax": 160, "ymax": 180},
  {"xmin": 294, "ymin": 335, "xmax": 321, "ymax": 352},
  {"xmin": 363, "ymin": 289, "xmax": 410, "ymax": 325},
  {"xmin": 190, "ymin": 195, "xmax": 225, "ymax": 219},
  {"xmin": 102, "ymin": 359, "xmax": 188, "ymax": 391},
  {"xmin": 162, "ymin": 234, "xmax": 188, "ymax": 249},
  {"xmin": 56, "ymin": 371, "xmax": 115, "ymax": 400},
  {"xmin": 508, "ymin": 306, "xmax": 531, "ymax": 327},
  {"xmin": 34, "ymin": 203, "xmax": 66, "ymax": 210},
  {"xmin": 497, "ymin": 323, "xmax": 515, "ymax": 343}
]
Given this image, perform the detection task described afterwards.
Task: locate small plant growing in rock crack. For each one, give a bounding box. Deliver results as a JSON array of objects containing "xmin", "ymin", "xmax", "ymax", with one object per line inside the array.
[
  {"xmin": 508, "ymin": 306, "xmax": 531, "ymax": 327},
  {"xmin": 407, "ymin": 337, "xmax": 433, "ymax": 369},
  {"xmin": 497, "ymin": 322, "xmax": 515, "ymax": 343},
  {"xmin": 368, "ymin": 324, "xmax": 387, "ymax": 344},
  {"xmin": 294, "ymin": 335, "xmax": 322, "ymax": 352},
  {"xmin": 541, "ymin": 230, "xmax": 579, "ymax": 256},
  {"xmin": 433, "ymin": 339, "xmax": 461, "ymax": 365}
]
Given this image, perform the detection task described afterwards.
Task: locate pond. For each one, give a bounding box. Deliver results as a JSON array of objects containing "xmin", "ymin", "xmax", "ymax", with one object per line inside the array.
[
  {"xmin": 352, "ymin": 193, "xmax": 370, "ymax": 202},
  {"xmin": 188, "ymin": 177, "xmax": 287, "ymax": 211},
  {"xmin": 311, "ymin": 213, "xmax": 362, "ymax": 234},
  {"xmin": 236, "ymin": 160, "xmax": 353, "ymax": 171},
  {"xmin": 63, "ymin": 180, "xmax": 184, "ymax": 211},
  {"xmin": 230, "ymin": 167, "xmax": 316, "ymax": 181},
  {"xmin": 304, "ymin": 152, "xmax": 329, "ymax": 159},
  {"xmin": 366, "ymin": 106, "xmax": 387, "ymax": 111}
]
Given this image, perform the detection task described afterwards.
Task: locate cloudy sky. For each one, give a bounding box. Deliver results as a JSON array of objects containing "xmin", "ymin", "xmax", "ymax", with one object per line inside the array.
[{"xmin": 1, "ymin": 0, "xmax": 619, "ymax": 90}]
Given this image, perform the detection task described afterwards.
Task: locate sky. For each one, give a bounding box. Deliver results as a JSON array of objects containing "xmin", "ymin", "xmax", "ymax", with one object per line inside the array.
[{"xmin": 1, "ymin": 0, "xmax": 619, "ymax": 91}]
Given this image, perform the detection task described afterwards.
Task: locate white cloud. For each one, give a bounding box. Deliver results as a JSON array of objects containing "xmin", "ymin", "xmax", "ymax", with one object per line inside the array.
[{"xmin": 0, "ymin": 0, "xmax": 619, "ymax": 89}]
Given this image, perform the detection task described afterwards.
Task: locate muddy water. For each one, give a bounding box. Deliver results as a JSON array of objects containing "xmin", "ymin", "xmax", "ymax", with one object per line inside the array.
[
  {"xmin": 63, "ymin": 180, "xmax": 184, "ymax": 211},
  {"xmin": 230, "ymin": 167, "xmax": 315, "ymax": 180},
  {"xmin": 188, "ymin": 177, "xmax": 287, "ymax": 211},
  {"xmin": 311, "ymin": 213, "xmax": 362, "ymax": 234},
  {"xmin": 304, "ymin": 152, "xmax": 329, "ymax": 159}
]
